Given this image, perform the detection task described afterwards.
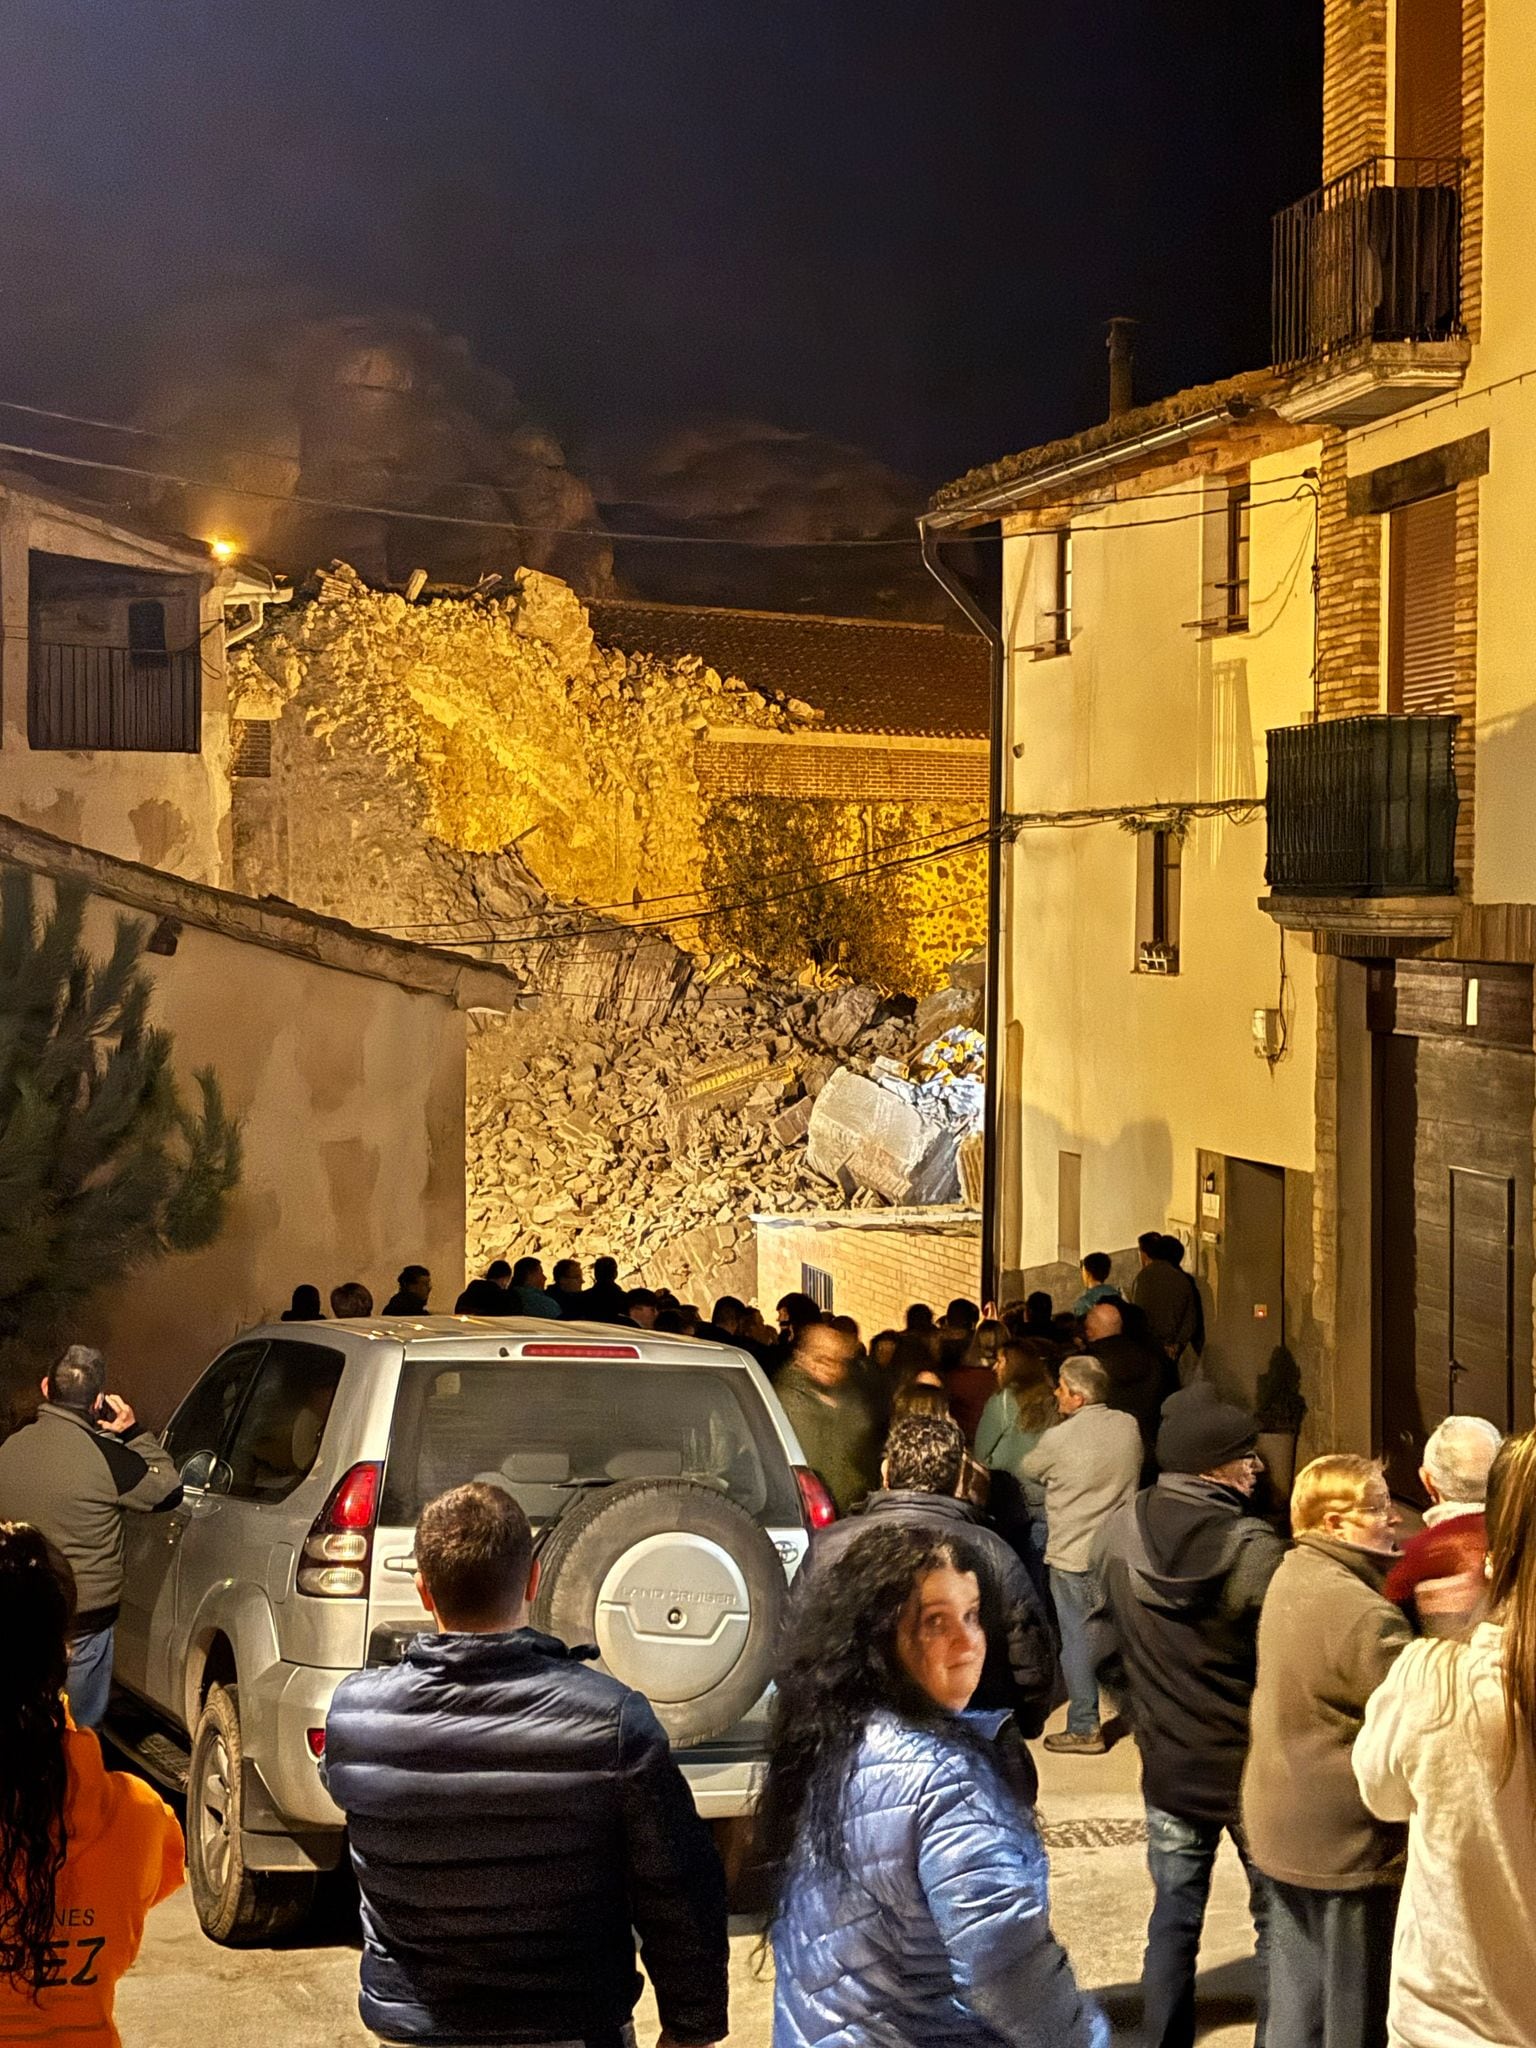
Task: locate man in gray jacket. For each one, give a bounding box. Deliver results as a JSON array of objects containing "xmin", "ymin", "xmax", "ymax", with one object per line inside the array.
[
  {"xmin": 0, "ymin": 1343, "xmax": 181, "ymax": 1724},
  {"xmin": 1020, "ymin": 1356, "xmax": 1143, "ymax": 1754}
]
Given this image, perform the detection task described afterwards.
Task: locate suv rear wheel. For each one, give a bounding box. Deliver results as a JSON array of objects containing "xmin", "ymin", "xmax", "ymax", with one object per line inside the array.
[
  {"xmin": 188, "ymin": 1683, "xmax": 316, "ymax": 1944},
  {"xmin": 532, "ymin": 1477, "xmax": 786, "ymax": 1747}
]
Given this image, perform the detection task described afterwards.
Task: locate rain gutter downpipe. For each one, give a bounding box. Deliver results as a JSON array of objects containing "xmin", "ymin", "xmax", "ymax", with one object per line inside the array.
[
  {"xmin": 918, "ymin": 396, "xmax": 1251, "ymax": 1300},
  {"xmin": 918, "ymin": 513, "xmax": 1005, "ymax": 1305}
]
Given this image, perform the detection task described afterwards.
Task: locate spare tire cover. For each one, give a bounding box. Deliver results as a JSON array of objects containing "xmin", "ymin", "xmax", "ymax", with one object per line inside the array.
[{"xmin": 531, "ymin": 1477, "xmax": 786, "ymax": 1748}]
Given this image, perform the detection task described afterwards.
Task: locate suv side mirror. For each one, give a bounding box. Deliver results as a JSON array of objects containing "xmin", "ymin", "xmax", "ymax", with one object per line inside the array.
[{"xmin": 180, "ymin": 1449, "xmax": 233, "ymax": 1495}]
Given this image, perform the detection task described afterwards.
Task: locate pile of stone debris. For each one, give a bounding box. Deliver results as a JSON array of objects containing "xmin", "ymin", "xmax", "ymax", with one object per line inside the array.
[{"xmin": 466, "ymin": 958, "xmax": 984, "ymax": 1295}]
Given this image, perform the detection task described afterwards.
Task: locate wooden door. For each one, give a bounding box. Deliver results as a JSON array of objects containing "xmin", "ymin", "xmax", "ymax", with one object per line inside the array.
[
  {"xmin": 1203, "ymin": 1159, "xmax": 1286, "ymax": 1409},
  {"xmin": 1449, "ymin": 1167, "xmax": 1517, "ymax": 1424},
  {"xmin": 1377, "ymin": 980, "xmax": 1535, "ymax": 1494}
]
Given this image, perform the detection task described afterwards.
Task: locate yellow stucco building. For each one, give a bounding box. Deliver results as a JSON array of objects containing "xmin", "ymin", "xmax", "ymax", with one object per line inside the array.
[{"xmin": 928, "ymin": 0, "xmax": 1536, "ymax": 1480}]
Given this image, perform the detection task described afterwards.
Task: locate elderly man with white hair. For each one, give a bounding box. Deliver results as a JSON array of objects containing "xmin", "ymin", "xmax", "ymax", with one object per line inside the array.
[{"xmin": 1383, "ymin": 1414, "xmax": 1502, "ymax": 1638}]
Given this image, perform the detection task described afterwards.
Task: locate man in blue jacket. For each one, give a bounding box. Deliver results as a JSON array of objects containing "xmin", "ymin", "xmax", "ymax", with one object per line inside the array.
[{"xmin": 323, "ymin": 1482, "xmax": 728, "ymax": 2048}]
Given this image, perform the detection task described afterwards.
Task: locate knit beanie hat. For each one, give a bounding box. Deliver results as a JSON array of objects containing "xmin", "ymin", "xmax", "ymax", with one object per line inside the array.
[{"xmin": 1156, "ymin": 1396, "xmax": 1258, "ymax": 1475}]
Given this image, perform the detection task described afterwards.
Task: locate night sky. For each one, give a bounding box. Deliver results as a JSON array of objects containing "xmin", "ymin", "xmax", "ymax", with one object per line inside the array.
[{"xmin": 0, "ymin": 0, "xmax": 1320, "ymax": 494}]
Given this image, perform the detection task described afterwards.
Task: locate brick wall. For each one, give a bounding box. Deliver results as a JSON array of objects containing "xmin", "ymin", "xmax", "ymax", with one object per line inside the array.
[
  {"xmin": 1463, "ymin": 0, "xmax": 1486, "ymax": 337},
  {"xmin": 1321, "ymin": 0, "xmax": 1482, "ymax": 332},
  {"xmin": 755, "ymin": 1218, "xmax": 982, "ymax": 1336},
  {"xmin": 1323, "ymin": 0, "xmax": 1388, "ymax": 183},
  {"xmin": 1451, "ymin": 476, "xmax": 1479, "ymax": 882},
  {"xmin": 1317, "ymin": 435, "xmax": 1383, "ymax": 718},
  {"xmin": 697, "ymin": 738, "xmax": 987, "ymax": 805}
]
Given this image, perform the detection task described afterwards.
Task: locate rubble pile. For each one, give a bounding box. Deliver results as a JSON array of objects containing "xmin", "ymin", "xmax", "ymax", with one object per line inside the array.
[{"xmin": 467, "ymin": 956, "xmax": 985, "ymax": 1291}]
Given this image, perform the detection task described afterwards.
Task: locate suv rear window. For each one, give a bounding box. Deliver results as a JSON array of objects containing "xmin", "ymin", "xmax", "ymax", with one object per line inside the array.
[{"xmin": 380, "ymin": 1363, "xmax": 800, "ymax": 1528}]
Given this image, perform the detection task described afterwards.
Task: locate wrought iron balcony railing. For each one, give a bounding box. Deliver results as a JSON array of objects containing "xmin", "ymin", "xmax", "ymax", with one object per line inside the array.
[
  {"xmin": 1272, "ymin": 156, "xmax": 1463, "ymax": 372},
  {"xmin": 1266, "ymin": 714, "xmax": 1458, "ymax": 897},
  {"xmin": 29, "ymin": 638, "xmax": 202, "ymax": 752}
]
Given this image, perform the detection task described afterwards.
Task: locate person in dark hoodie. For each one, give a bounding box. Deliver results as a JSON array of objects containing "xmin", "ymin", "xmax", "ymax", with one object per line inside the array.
[
  {"xmin": 799, "ymin": 1415, "xmax": 1061, "ymax": 1783},
  {"xmin": 1090, "ymin": 1395, "xmax": 1285, "ymax": 2048}
]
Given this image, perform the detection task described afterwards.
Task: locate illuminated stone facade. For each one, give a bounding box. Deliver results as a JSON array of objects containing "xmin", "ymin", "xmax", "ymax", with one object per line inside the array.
[{"xmin": 230, "ymin": 565, "xmax": 985, "ymax": 1289}]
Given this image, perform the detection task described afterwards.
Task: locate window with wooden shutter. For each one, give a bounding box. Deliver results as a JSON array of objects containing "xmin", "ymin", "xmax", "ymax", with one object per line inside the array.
[
  {"xmin": 1395, "ymin": 0, "xmax": 1463, "ymax": 163},
  {"xmin": 1135, "ymin": 828, "xmax": 1182, "ymax": 974},
  {"xmin": 1387, "ymin": 491, "xmax": 1457, "ymax": 714},
  {"xmin": 1034, "ymin": 528, "xmax": 1072, "ymax": 657}
]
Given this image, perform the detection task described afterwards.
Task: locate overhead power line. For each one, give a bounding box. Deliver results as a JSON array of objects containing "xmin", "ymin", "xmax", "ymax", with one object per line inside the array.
[
  {"xmin": 378, "ymin": 812, "xmax": 992, "ymax": 935},
  {"xmin": 0, "ymin": 399, "xmax": 1321, "ymax": 553},
  {"xmin": 410, "ymin": 826, "xmax": 995, "ymax": 950}
]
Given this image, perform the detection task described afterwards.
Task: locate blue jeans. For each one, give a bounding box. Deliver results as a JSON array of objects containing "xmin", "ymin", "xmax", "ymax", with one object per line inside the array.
[
  {"xmin": 1048, "ymin": 1564, "xmax": 1102, "ymax": 1735},
  {"xmin": 1143, "ymin": 1805, "xmax": 1270, "ymax": 2048},
  {"xmin": 1267, "ymin": 1880, "xmax": 1396, "ymax": 2048},
  {"xmin": 66, "ymin": 1625, "xmax": 115, "ymax": 1729}
]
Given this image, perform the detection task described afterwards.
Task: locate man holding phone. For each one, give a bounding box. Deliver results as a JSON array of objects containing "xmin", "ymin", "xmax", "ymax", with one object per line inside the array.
[{"xmin": 0, "ymin": 1343, "xmax": 181, "ymax": 1725}]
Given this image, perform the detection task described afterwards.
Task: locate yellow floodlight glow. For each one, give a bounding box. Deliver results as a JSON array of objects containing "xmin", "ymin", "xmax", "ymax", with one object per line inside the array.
[{"xmin": 207, "ymin": 536, "xmax": 238, "ymax": 561}]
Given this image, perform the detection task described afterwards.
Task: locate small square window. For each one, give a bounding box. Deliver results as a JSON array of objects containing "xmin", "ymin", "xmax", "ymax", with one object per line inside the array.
[
  {"xmin": 800, "ymin": 1263, "xmax": 834, "ymax": 1311},
  {"xmin": 1135, "ymin": 829, "xmax": 1181, "ymax": 975}
]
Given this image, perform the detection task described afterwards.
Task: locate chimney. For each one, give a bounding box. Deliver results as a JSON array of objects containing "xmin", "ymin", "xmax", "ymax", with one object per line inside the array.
[{"xmin": 1106, "ymin": 317, "xmax": 1138, "ymax": 418}]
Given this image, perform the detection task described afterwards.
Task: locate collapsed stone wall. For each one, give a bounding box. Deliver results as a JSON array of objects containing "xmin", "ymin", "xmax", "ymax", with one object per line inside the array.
[
  {"xmin": 229, "ymin": 564, "xmax": 800, "ymax": 931},
  {"xmin": 230, "ymin": 564, "xmax": 985, "ymax": 1295}
]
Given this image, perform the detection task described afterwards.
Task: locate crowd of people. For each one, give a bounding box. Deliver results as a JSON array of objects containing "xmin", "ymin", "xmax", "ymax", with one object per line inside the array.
[{"xmin": 2, "ymin": 1233, "xmax": 1535, "ymax": 2048}]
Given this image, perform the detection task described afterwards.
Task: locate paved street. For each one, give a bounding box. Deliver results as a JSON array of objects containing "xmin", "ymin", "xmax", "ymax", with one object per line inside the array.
[{"xmin": 116, "ymin": 1710, "xmax": 1262, "ymax": 2048}]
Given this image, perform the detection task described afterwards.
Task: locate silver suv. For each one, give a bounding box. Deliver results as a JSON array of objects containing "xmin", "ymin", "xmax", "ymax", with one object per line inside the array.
[{"xmin": 110, "ymin": 1316, "xmax": 827, "ymax": 1943}]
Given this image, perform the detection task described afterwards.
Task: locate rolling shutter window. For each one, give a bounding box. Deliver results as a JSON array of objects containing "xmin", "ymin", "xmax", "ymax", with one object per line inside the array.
[
  {"xmin": 1387, "ymin": 491, "xmax": 1457, "ymax": 715},
  {"xmin": 1395, "ymin": 0, "xmax": 1462, "ymax": 163}
]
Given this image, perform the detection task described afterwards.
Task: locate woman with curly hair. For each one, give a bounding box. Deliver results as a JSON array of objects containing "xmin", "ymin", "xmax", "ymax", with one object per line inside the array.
[
  {"xmin": 0, "ymin": 1522, "xmax": 183, "ymax": 2047},
  {"xmin": 760, "ymin": 1520, "xmax": 1104, "ymax": 2048},
  {"xmin": 1354, "ymin": 1429, "xmax": 1536, "ymax": 2047}
]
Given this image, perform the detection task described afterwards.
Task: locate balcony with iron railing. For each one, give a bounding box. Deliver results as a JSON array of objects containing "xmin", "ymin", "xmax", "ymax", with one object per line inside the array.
[
  {"xmin": 1272, "ymin": 156, "xmax": 1469, "ymax": 427},
  {"xmin": 28, "ymin": 638, "xmax": 202, "ymax": 753},
  {"xmin": 1261, "ymin": 714, "xmax": 1460, "ymax": 949}
]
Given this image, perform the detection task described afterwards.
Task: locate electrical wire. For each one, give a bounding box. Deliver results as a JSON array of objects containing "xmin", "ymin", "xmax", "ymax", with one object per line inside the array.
[
  {"xmin": 0, "ymin": 436, "xmax": 922, "ymax": 549},
  {"xmin": 1001, "ymin": 797, "xmax": 1265, "ymax": 836},
  {"xmin": 398, "ymin": 825, "xmax": 994, "ymax": 949},
  {"xmin": 394, "ymin": 795, "xmax": 1266, "ymax": 956},
  {"xmin": 0, "ymin": 389, "xmax": 1328, "ymax": 519},
  {"xmin": 377, "ymin": 811, "xmax": 992, "ymax": 933},
  {"xmin": 0, "ymin": 407, "xmax": 1326, "ymax": 552}
]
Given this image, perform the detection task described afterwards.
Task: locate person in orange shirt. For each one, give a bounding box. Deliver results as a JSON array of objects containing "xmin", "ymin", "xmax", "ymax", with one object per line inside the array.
[{"xmin": 0, "ymin": 1521, "xmax": 183, "ymax": 2048}]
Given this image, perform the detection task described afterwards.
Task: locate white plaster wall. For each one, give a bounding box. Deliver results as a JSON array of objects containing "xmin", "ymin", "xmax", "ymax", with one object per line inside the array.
[
  {"xmin": 60, "ymin": 896, "xmax": 468, "ymax": 1423},
  {"xmin": 0, "ymin": 497, "xmax": 231, "ymax": 885},
  {"xmin": 999, "ymin": 445, "xmax": 1321, "ymax": 1273},
  {"xmin": 1341, "ymin": 11, "xmax": 1536, "ymax": 905}
]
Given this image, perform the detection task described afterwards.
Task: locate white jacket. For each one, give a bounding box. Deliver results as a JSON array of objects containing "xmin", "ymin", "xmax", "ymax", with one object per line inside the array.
[{"xmin": 1353, "ymin": 1622, "xmax": 1536, "ymax": 2048}]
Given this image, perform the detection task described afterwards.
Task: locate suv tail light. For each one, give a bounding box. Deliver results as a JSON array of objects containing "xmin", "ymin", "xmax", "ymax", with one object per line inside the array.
[
  {"xmin": 297, "ymin": 1462, "xmax": 381, "ymax": 1597},
  {"xmin": 794, "ymin": 1466, "xmax": 837, "ymax": 1531}
]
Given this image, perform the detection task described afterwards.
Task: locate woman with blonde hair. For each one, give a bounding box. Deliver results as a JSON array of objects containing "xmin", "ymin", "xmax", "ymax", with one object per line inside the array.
[
  {"xmin": 1242, "ymin": 1455, "xmax": 1410, "ymax": 2048},
  {"xmin": 1354, "ymin": 1429, "xmax": 1536, "ymax": 2048}
]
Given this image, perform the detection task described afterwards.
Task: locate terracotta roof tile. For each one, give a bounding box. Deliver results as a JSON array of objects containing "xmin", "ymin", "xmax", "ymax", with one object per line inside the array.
[{"xmin": 587, "ymin": 599, "xmax": 990, "ymax": 740}]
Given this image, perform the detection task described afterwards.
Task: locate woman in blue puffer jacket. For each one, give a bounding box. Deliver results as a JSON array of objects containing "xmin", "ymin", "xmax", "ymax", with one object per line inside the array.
[{"xmin": 760, "ymin": 1521, "xmax": 1106, "ymax": 2048}]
